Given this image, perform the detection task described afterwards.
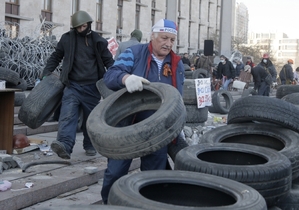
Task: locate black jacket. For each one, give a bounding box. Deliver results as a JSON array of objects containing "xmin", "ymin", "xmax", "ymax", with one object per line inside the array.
[
  {"xmin": 251, "ymin": 65, "xmax": 269, "ymax": 90},
  {"xmin": 279, "ymin": 64, "xmax": 294, "ymax": 82},
  {"xmin": 216, "ymin": 59, "xmax": 235, "ymax": 79},
  {"xmin": 257, "ymin": 59, "xmax": 277, "ymax": 82},
  {"xmin": 42, "ymin": 30, "xmax": 114, "ymax": 86}
]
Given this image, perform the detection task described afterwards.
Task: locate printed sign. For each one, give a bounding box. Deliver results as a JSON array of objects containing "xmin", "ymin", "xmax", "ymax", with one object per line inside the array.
[
  {"xmin": 107, "ymin": 37, "xmax": 119, "ymax": 58},
  {"xmin": 195, "ymin": 78, "xmax": 212, "ymax": 108}
]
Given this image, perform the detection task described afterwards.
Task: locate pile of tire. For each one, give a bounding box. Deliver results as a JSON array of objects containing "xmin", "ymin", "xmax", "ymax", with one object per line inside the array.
[
  {"xmin": 0, "ymin": 67, "xmax": 28, "ymax": 106},
  {"xmin": 172, "ymin": 95, "xmax": 299, "ymax": 209},
  {"xmin": 183, "ymin": 68, "xmax": 211, "ymax": 124}
]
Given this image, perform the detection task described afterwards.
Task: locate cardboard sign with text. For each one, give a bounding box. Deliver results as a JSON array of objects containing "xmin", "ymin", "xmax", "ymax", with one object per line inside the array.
[{"xmin": 195, "ymin": 78, "xmax": 212, "ymax": 108}]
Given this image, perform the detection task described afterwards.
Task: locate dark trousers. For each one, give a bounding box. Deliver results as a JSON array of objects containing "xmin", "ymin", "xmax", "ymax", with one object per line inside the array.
[
  {"xmin": 258, "ymin": 81, "xmax": 270, "ymax": 96},
  {"xmin": 101, "ymin": 146, "xmax": 168, "ymax": 204},
  {"xmin": 57, "ymin": 81, "xmax": 101, "ymax": 154}
]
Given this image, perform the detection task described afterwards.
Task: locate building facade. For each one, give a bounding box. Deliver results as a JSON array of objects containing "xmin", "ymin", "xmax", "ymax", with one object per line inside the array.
[
  {"xmin": 248, "ymin": 32, "xmax": 299, "ymax": 69},
  {"xmin": 234, "ymin": 1, "xmax": 248, "ymax": 42},
  {"xmin": 1, "ymin": 0, "xmax": 224, "ymax": 55}
]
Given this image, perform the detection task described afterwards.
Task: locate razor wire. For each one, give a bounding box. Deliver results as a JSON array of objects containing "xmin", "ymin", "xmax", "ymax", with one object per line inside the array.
[{"xmin": 0, "ymin": 20, "xmax": 61, "ymax": 88}]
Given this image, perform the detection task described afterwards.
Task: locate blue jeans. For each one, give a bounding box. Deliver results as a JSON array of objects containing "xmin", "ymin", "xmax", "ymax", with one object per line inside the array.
[
  {"xmin": 222, "ymin": 78, "xmax": 232, "ymax": 90},
  {"xmin": 258, "ymin": 81, "xmax": 270, "ymax": 96},
  {"xmin": 57, "ymin": 81, "xmax": 101, "ymax": 154},
  {"xmin": 101, "ymin": 146, "xmax": 168, "ymax": 204}
]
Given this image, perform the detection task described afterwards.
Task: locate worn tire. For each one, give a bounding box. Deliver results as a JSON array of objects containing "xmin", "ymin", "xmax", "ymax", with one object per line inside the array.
[
  {"xmin": 182, "ymin": 79, "xmax": 197, "ymax": 104},
  {"xmin": 184, "ymin": 70, "xmax": 193, "ymax": 79},
  {"xmin": 14, "ymin": 92, "xmax": 26, "ymax": 106},
  {"xmin": 281, "ymin": 92, "xmax": 299, "ymax": 105},
  {"xmin": 87, "ymin": 82, "xmax": 186, "ymax": 159},
  {"xmin": 96, "ymin": 78, "xmax": 115, "ymax": 99},
  {"xmin": 174, "ymin": 143, "xmax": 292, "ymax": 207},
  {"xmin": 167, "ymin": 136, "xmax": 189, "ymax": 162},
  {"xmin": 211, "ymin": 90, "xmax": 233, "ymax": 114},
  {"xmin": 276, "ymin": 85, "xmax": 299, "ymax": 99},
  {"xmin": 18, "ymin": 74, "xmax": 64, "ymax": 129},
  {"xmin": 185, "ymin": 105, "xmax": 208, "ymax": 123},
  {"xmin": 192, "ymin": 68, "xmax": 209, "ymax": 79},
  {"xmin": 200, "ymin": 123, "xmax": 299, "ymax": 180},
  {"xmin": 275, "ymin": 187, "xmax": 299, "ymax": 209},
  {"xmin": 0, "ymin": 67, "xmax": 20, "ymax": 85},
  {"xmin": 6, "ymin": 78, "xmax": 28, "ymax": 91},
  {"xmin": 108, "ymin": 170, "xmax": 267, "ymax": 209},
  {"xmin": 227, "ymin": 96, "xmax": 299, "ymax": 133}
]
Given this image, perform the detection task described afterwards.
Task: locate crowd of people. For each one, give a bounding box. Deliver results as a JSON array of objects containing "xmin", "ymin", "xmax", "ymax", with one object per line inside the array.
[{"xmin": 181, "ymin": 51, "xmax": 299, "ymax": 96}]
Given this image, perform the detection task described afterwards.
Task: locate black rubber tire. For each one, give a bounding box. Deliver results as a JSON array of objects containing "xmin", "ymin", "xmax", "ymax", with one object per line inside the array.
[
  {"xmin": 182, "ymin": 79, "xmax": 197, "ymax": 104},
  {"xmin": 275, "ymin": 187, "xmax": 299, "ymax": 209},
  {"xmin": 227, "ymin": 95, "xmax": 299, "ymax": 133},
  {"xmin": 184, "ymin": 70, "xmax": 193, "ymax": 79},
  {"xmin": 200, "ymin": 122, "xmax": 299, "ymax": 180},
  {"xmin": 18, "ymin": 74, "xmax": 64, "ymax": 129},
  {"xmin": 38, "ymin": 205, "xmax": 140, "ymax": 210},
  {"xmin": 276, "ymin": 85, "xmax": 299, "ymax": 99},
  {"xmin": 192, "ymin": 68, "xmax": 209, "ymax": 79},
  {"xmin": 211, "ymin": 90, "xmax": 233, "ymax": 114},
  {"xmin": 208, "ymin": 104, "xmax": 220, "ymax": 113},
  {"xmin": 185, "ymin": 105, "xmax": 208, "ymax": 123},
  {"xmin": 167, "ymin": 136, "xmax": 189, "ymax": 162},
  {"xmin": 96, "ymin": 78, "xmax": 115, "ymax": 99},
  {"xmin": 6, "ymin": 78, "xmax": 28, "ymax": 91},
  {"xmin": 184, "ymin": 64, "xmax": 191, "ymax": 71},
  {"xmin": 174, "ymin": 143, "xmax": 292, "ymax": 207},
  {"xmin": 108, "ymin": 170, "xmax": 267, "ymax": 209},
  {"xmin": 0, "ymin": 67, "xmax": 20, "ymax": 85},
  {"xmin": 14, "ymin": 92, "xmax": 26, "ymax": 106},
  {"xmin": 87, "ymin": 82, "xmax": 186, "ymax": 159},
  {"xmin": 281, "ymin": 92, "xmax": 299, "ymax": 105}
]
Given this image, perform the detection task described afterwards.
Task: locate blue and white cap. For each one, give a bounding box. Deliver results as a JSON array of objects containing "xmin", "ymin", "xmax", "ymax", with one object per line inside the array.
[{"xmin": 152, "ymin": 19, "xmax": 178, "ymax": 35}]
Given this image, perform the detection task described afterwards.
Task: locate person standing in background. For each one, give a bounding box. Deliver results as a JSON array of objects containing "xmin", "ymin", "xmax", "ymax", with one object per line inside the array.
[
  {"xmin": 114, "ymin": 29, "xmax": 143, "ymax": 60},
  {"xmin": 279, "ymin": 59, "xmax": 294, "ymax": 85},
  {"xmin": 182, "ymin": 52, "xmax": 191, "ymax": 66}
]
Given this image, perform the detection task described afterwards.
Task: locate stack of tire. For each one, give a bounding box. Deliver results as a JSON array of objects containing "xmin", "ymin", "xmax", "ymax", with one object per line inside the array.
[
  {"xmin": 183, "ymin": 68, "xmax": 212, "ymax": 126},
  {"xmin": 173, "ymin": 94, "xmax": 299, "ymax": 209},
  {"xmin": 0, "ymin": 67, "xmax": 27, "ymax": 106}
]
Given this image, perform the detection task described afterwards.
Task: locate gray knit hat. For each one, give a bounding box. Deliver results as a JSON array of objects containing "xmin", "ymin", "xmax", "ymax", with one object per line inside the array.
[{"xmin": 131, "ymin": 29, "xmax": 143, "ymax": 42}]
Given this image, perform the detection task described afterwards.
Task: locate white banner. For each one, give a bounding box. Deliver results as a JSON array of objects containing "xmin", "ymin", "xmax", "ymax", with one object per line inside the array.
[{"xmin": 195, "ymin": 78, "xmax": 212, "ymax": 108}]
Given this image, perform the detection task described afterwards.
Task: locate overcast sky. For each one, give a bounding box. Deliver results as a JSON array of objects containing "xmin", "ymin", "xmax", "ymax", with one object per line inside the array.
[{"xmin": 238, "ymin": 0, "xmax": 299, "ymax": 38}]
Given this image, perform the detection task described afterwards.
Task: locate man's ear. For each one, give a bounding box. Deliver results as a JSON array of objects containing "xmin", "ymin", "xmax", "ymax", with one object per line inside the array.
[{"xmin": 150, "ymin": 32, "xmax": 155, "ymax": 41}]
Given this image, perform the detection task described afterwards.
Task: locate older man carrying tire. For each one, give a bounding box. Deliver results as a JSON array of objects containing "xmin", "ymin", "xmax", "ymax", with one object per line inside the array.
[{"xmin": 101, "ymin": 19, "xmax": 185, "ymax": 204}]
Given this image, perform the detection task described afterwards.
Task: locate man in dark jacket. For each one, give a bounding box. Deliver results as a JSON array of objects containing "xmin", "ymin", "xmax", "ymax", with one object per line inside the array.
[
  {"xmin": 41, "ymin": 10, "xmax": 114, "ymax": 159},
  {"xmin": 216, "ymin": 54, "xmax": 235, "ymax": 90},
  {"xmin": 182, "ymin": 53, "xmax": 191, "ymax": 66},
  {"xmin": 279, "ymin": 59, "xmax": 294, "ymax": 85}
]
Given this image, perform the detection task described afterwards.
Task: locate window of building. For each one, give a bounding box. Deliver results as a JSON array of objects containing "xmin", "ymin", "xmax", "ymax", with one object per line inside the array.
[
  {"xmin": 41, "ymin": 0, "xmax": 52, "ymax": 22},
  {"xmin": 96, "ymin": 0, "xmax": 103, "ymax": 31},
  {"xmin": 5, "ymin": 0, "xmax": 20, "ymax": 38}
]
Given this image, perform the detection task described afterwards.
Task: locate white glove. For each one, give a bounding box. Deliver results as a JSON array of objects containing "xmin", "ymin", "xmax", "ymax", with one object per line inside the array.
[
  {"xmin": 273, "ymin": 82, "xmax": 278, "ymax": 86},
  {"xmin": 124, "ymin": 75, "xmax": 150, "ymax": 93}
]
